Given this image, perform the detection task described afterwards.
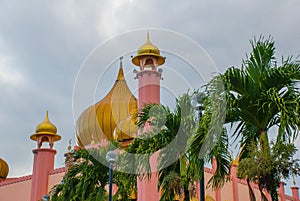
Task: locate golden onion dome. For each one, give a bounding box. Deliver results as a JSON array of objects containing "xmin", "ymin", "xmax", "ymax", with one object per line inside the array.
[
  {"xmin": 114, "ymin": 115, "xmax": 137, "ymax": 141},
  {"xmin": 0, "ymin": 158, "xmax": 9, "ymax": 179},
  {"xmin": 30, "ymin": 111, "xmax": 61, "ymax": 142},
  {"xmin": 132, "ymin": 33, "xmax": 165, "ymax": 66},
  {"xmin": 76, "ymin": 64, "xmax": 138, "ymax": 146}
]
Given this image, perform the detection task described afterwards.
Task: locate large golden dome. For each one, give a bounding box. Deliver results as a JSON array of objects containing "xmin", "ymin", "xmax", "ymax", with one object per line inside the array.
[
  {"xmin": 76, "ymin": 64, "xmax": 138, "ymax": 146},
  {"xmin": 0, "ymin": 158, "xmax": 9, "ymax": 180},
  {"xmin": 132, "ymin": 33, "xmax": 165, "ymax": 66}
]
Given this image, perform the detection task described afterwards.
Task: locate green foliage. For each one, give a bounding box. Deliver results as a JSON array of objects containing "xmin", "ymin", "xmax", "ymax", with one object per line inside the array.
[
  {"xmin": 238, "ymin": 141, "xmax": 300, "ymax": 182},
  {"xmin": 188, "ymin": 78, "xmax": 232, "ymax": 190},
  {"xmin": 50, "ymin": 147, "xmax": 136, "ymax": 201},
  {"xmin": 238, "ymin": 141, "xmax": 300, "ymax": 201},
  {"xmin": 50, "ymin": 148, "xmax": 109, "ymax": 201},
  {"xmin": 221, "ymin": 36, "xmax": 300, "ymax": 200}
]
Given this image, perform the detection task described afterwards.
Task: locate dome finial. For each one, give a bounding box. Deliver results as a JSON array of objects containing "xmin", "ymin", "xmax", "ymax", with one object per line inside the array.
[
  {"xmin": 45, "ymin": 110, "xmax": 49, "ymax": 122},
  {"xmin": 120, "ymin": 56, "xmax": 123, "ymax": 69},
  {"xmin": 117, "ymin": 56, "xmax": 125, "ymax": 80},
  {"xmin": 146, "ymin": 32, "xmax": 150, "ymax": 43}
]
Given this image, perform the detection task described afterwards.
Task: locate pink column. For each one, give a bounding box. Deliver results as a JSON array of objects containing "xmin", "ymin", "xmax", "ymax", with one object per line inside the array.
[
  {"xmin": 137, "ymin": 70, "xmax": 160, "ymax": 108},
  {"xmin": 137, "ymin": 69, "xmax": 161, "ymax": 201},
  {"xmin": 230, "ymin": 164, "xmax": 239, "ymax": 201},
  {"xmin": 263, "ymin": 189, "xmax": 271, "ymax": 201},
  {"xmin": 30, "ymin": 148, "xmax": 56, "ymax": 201},
  {"xmin": 278, "ymin": 182, "xmax": 285, "ymax": 201},
  {"xmin": 291, "ymin": 186, "xmax": 299, "ymax": 201}
]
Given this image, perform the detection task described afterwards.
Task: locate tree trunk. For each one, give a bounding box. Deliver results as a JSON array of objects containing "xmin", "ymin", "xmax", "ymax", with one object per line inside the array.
[
  {"xmin": 247, "ymin": 178, "xmax": 256, "ymax": 201},
  {"xmin": 259, "ymin": 130, "xmax": 280, "ymax": 201},
  {"xmin": 183, "ymin": 185, "xmax": 189, "ymax": 201},
  {"xmin": 259, "ymin": 130, "xmax": 270, "ymax": 155}
]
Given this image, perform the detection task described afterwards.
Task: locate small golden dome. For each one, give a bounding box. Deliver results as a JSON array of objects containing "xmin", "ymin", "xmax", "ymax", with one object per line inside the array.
[
  {"xmin": 30, "ymin": 111, "xmax": 61, "ymax": 142},
  {"xmin": 0, "ymin": 158, "xmax": 9, "ymax": 179},
  {"xmin": 132, "ymin": 33, "xmax": 165, "ymax": 66},
  {"xmin": 114, "ymin": 115, "xmax": 137, "ymax": 141},
  {"xmin": 76, "ymin": 64, "xmax": 138, "ymax": 146}
]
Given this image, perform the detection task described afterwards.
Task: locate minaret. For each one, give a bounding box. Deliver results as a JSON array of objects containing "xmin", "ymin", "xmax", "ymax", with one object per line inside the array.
[
  {"xmin": 30, "ymin": 111, "xmax": 61, "ymax": 201},
  {"xmin": 132, "ymin": 32, "xmax": 165, "ymax": 108},
  {"xmin": 132, "ymin": 33, "xmax": 165, "ymax": 201}
]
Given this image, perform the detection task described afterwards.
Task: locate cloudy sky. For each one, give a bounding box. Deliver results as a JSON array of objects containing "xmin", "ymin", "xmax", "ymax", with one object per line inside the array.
[{"xmin": 1, "ymin": 0, "xmax": 300, "ymax": 193}]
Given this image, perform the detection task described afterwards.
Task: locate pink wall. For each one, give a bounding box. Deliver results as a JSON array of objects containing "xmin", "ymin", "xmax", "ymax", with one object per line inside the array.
[
  {"xmin": 0, "ymin": 170, "xmax": 64, "ymax": 201},
  {"xmin": 0, "ymin": 178, "xmax": 31, "ymax": 201},
  {"xmin": 48, "ymin": 168, "xmax": 65, "ymax": 193}
]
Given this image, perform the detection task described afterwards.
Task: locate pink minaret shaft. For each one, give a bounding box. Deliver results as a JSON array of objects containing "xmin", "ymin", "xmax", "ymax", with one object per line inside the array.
[
  {"xmin": 132, "ymin": 33, "xmax": 165, "ymax": 201},
  {"xmin": 30, "ymin": 111, "xmax": 61, "ymax": 201}
]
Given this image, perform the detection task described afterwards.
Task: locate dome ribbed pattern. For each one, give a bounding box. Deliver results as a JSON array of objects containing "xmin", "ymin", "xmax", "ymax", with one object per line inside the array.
[
  {"xmin": 114, "ymin": 115, "xmax": 137, "ymax": 141},
  {"xmin": 76, "ymin": 66, "xmax": 138, "ymax": 146}
]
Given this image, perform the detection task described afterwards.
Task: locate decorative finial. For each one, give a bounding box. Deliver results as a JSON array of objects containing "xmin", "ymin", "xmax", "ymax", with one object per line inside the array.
[
  {"xmin": 68, "ymin": 139, "xmax": 72, "ymax": 151},
  {"xmin": 146, "ymin": 32, "xmax": 150, "ymax": 43},
  {"xmin": 45, "ymin": 110, "xmax": 49, "ymax": 122},
  {"xmin": 120, "ymin": 56, "xmax": 123, "ymax": 68},
  {"xmin": 117, "ymin": 56, "xmax": 125, "ymax": 80},
  {"xmin": 293, "ymin": 175, "xmax": 296, "ymax": 186}
]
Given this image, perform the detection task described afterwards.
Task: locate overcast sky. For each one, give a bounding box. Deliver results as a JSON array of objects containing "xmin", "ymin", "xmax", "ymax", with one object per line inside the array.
[{"xmin": 1, "ymin": 0, "xmax": 300, "ymax": 193}]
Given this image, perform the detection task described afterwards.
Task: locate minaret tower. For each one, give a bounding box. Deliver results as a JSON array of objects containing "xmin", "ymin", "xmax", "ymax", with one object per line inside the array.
[
  {"xmin": 132, "ymin": 33, "xmax": 165, "ymax": 201},
  {"xmin": 30, "ymin": 111, "xmax": 61, "ymax": 201},
  {"xmin": 132, "ymin": 32, "xmax": 165, "ymax": 108}
]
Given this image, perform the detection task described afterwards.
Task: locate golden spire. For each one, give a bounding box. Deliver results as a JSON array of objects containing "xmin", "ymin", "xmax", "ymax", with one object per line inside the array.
[
  {"xmin": 117, "ymin": 56, "xmax": 125, "ymax": 81},
  {"xmin": 146, "ymin": 31, "xmax": 150, "ymax": 44}
]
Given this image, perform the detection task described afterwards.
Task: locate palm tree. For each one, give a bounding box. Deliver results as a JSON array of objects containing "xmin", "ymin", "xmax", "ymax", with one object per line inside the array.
[
  {"xmin": 188, "ymin": 78, "xmax": 232, "ymax": 191},
  {"xmin": 126, "ymin": 93, "xmax": 195, "ymax": 200},
  {"xmin": 214, "ymin": 37, "xmax": 300, "ymax": 201},
  {"xmin": 126, "ymin": 92, "xmax": 231, "ymax": 200}
]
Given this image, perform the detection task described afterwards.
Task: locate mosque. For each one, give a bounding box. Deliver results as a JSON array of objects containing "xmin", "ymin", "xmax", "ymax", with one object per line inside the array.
[{"xmin": 0, "ymin": 34, "xmax": 299, "ymax": 201}]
